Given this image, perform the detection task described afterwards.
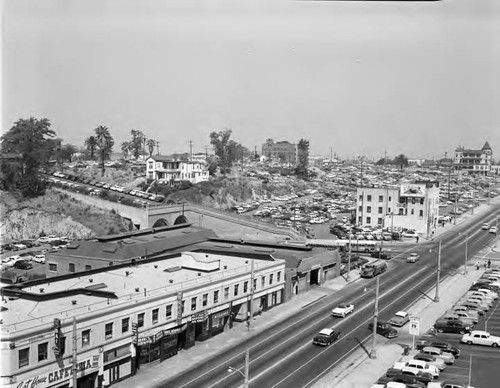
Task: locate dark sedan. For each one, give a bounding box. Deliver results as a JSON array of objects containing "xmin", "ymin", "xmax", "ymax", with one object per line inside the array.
[
  {"xmin": 428, "ymin": 341, "xmax": 461, "ymax": 358},
  {"xmin": 312, "ymin": 328, "xmax": 340, "ymax": 346},
  {"xmin": 434, "ymin": 319, "xmax": 472, "ymax": 334}
]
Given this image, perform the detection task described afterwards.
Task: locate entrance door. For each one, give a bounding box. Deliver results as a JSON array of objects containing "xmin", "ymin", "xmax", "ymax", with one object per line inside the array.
[
  {"xmin": 109, "ymin": 365, "xmax": 120, "ymax": 383},
  {"xmin": 310, "ymin": 268, "xmax": 319, "ymax": 285}
]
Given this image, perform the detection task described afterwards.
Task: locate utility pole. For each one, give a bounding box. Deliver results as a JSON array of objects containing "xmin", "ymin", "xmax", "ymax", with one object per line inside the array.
[
  {"xmin": 347, "ymin": 233, "xmax": 352, "ymax": 281},
  {"xmin": 434, "ymin": 240, "xmax": 441, "ymax": 302},
  {"xmin": 72, "ymin": 317, "xmax": 77, "ymax": 388},
  {"xmin": 189, "ymin": 140, "xmax": 193, "ymax": 160},
  {"xmin": 464, "ymin": 231, "xmax": 468, "ymax": 275},
  {"xmin": 370, "ymin": 276, "xmax": 379, "ymax": 359},
  {"xmin": 244, "ymin": 349, "xmax": 250, "ymax": 388},
  {"xmin": 247, "ymin": 259, "xmax": 255, "ymax": 331},
  {"xmin": 330, "ymin": 147, "xmax": 333, "ymax": 161},
  {"xmin": 156, "ymin": 141, "xmax": 160, "ymax": 156},
  {"xmin": 454, "ymin": 196, "xmax": 458, "ymax": 225}
]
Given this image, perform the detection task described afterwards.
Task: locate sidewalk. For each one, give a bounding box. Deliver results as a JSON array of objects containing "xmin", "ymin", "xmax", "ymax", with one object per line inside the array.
[
  {"xmin": 313, "ymin": 247, "xmax": 495, "ymax": 388},
  {"xmin": 116, "ymin": 273, "xmax": 358, "ymax": 388}
]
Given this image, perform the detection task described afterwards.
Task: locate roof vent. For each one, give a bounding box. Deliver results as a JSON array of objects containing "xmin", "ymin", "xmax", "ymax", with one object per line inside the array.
[
  {"xmin": 71, "ymin": 300, "xmax": 77, "ymax": 305},
  {"xmin": 169, "ymin": 279, "xmax": 173, "ymax": 283},
  {"xmin": 126, "ymin": 271, "xmax": 130, "ymax": 276},
  {"xmin": 39, "ymin": 288, "xmax": 44, "ymax": 293},
  {"xmin": 89, "ymin": 278, "xmax": 94, "ymax": 283},
  {"xmin": 154, "ymin": 265, "xmax": 158, "ymax": 269},
  {"xmin": 135, "ymin": 287, "xmax": 140, "ymax": 292},
  {"xmin": 198, "ymin": 273, "xmax": 201, "ymax": 276},
  {"xmin": 223, "ymin": 265, "xmax": 227, "ymax": 270}
]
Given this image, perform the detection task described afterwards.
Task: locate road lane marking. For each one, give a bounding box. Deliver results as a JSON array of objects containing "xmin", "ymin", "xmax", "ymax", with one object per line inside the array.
[{"xmin": 186, "ymin": 268, "xmax": 429, "ymax": 388}]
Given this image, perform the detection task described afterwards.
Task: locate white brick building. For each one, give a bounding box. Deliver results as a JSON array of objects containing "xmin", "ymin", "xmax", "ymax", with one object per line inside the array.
[{"xmin": 146, "ymin": 155, "xmax": 209, "ymax": 184}]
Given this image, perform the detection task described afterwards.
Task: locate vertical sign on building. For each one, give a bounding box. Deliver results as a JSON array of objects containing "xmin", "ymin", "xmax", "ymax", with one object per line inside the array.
[{"xmin": 177, "ymin": 291, "xmax": 183, "ymax": 325}]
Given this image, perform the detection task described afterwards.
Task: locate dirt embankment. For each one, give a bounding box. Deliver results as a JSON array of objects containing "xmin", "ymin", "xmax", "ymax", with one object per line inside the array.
[{"xmin": 1, "ymin": 189, "xmax": 130, "ymax": 242}]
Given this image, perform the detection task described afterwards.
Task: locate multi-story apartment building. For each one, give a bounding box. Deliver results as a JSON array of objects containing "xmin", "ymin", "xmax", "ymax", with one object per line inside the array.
[
  {"xmin": 1, "ymin": 252, "xmax": 285, "ymax": 388},
  {"xmin": 356, "ymin": 181, "xmax": 440, "ymax": 237},
  {"xmin": 146, "ymin": 155, "xmax": 209, "ymax": 184},
  {"xmin": 261, "ymin": 140, "xmax": 297, "ymax": 164},
  {"xmin": 454, "ymin": 141, "xmax": 493, "ymax": 176}
]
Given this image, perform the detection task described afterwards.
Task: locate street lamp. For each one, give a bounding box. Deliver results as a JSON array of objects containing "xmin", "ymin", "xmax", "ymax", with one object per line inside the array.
[
  {"xmin": 227, "ymin": 349, "xmax": 249, "ymax": 388},
  {"xmin": 364, "ymin": 276, "xmax": 380, "ymax": 359}
]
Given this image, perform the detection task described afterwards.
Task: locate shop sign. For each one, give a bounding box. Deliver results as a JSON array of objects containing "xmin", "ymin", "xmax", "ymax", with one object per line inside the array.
[
  {"xmin": 14, "ymin": 355, "xmax": 99, "ymax": 388},
  {"xmin": 191, "ymin": 311, "xmax": 208, "ymax": 323},
  {"xmin": 212, "ymin": 309, "xmax": 230, "ymax": 320},
  {"xmin": 163, "ymin": 323, "xmax": 187, "ymax": 336},
  {"xmin": 137, "ymin": 324, "xmax": 188, "ymax": 345}
]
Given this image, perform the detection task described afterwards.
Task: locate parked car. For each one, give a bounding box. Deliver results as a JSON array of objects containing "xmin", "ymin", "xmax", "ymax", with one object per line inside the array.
[
  {"xmin": 401, "ymin": 359, "xmax": 439, "ymax": 378},
  {"xmin": 428, "ymin": 381, "xmax": 475, "ymax": 388},
  {"xmin": 33, "ymin": 254, "xmax": 46, "ymax": 264},
  {"xmin": 332, "ymin": 303, "xmax": 354, "ymax": 318},
  {"xmin": 389, "ymin": 311, "xmax": 410, "ymax": 327},
  {"xmin": 469, "ymin": 288, "xmax": 497, "ymax": 299},
  {"xmin": 369, "ymin": 321, "xmax": 398, "ymax": 338},
  {"xmin": 13, "ymin": 260, "xmax": 33, "ymax": 270},
  {"xmin": 434, "ymin": 318, "xmax": 472, "ymax": 334},
  {"xmin": 448, "ymin": 305, "xmax": 479, "ymax": 320},
  {"xmin": 460, "ymin": 330, "xmax": 500, "ymax": 347},
  {"xmin": 312, "ymin": 328, "xmax": 341, "ymax": 346},
  {"xmin": 490, "ymin": 226, "xmax": 498, "ymax": 234},
  {"xmin": 439, "ymin": 313, "xmax": 476, "ymax": 327},
  {"xmin": 444, "ymin": 310, "xmax": 478, "ymax": 324},
  {"xmin": 400, "ymin": 366, "xmax": 433, "ymax": 384},
  {"xmin": 412, "ymin": 353, "xmax": 446, "ymax": 371},
  {"xmin": 454, "ymin": 301, "xmax": 487, "ymax": 315},
  {"xmin": 425, "ymin": 341, "xmax": 460, "ymax": 358},
  {"xmin": 420, "ymin": 347, "xmax": 455, "ymax": 365},
  {"xmin": 407, "ymin": 253, "xmax": 420, "ymax": 263}
]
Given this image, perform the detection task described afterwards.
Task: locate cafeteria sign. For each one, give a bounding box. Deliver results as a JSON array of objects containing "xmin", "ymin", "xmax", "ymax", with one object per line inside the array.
[{"xmin": 409, "ymin": 316, "xmax": 420, "ymax": 336}]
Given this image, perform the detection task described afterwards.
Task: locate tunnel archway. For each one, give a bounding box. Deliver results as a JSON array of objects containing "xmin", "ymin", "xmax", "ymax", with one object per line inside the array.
[
  {"xmin": 174, "ymin": 215, "xmax": 188, "ymax": 225},
  {"xmin": 152, "ymin": 218, "xmax": 169, "ymax": 228}
]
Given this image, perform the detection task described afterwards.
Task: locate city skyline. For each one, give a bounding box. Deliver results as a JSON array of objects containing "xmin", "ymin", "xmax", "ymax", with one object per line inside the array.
[{"xmin": 3, "ymin": 0, "xmax": 499, "ymax": 159}]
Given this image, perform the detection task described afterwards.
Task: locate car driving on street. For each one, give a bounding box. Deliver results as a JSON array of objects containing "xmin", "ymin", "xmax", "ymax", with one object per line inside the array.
[
  {"xmin": 332, "ymin": 303, "xmax": 354, "ymax": 317},
  {"xmin": 312, "ymin": 328, "xmax": 341, "ymax": 346},
  {"xmin": 389, "ymin": 311, "xmax": 410, "ymax": 327},
  {"xmin": 407, "ymin": 253, "xmax": 420, "ymax": 263}
]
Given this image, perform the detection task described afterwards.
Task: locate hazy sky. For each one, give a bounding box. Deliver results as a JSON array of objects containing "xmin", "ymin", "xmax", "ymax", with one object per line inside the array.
[{"xmin": 2, "ymin": 0, "xmax": 499, "ymax": 160}]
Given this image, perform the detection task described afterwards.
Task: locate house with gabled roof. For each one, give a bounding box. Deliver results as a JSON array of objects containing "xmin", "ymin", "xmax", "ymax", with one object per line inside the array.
[{"xmin": 454, "ymin": 141, "xmax": 493, "ymax": 176}]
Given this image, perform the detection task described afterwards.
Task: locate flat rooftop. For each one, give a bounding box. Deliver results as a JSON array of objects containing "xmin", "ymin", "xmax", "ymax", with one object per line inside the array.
[{"xmin": 1, "ymin": 252, "xmax": 283, "ymax": 336}]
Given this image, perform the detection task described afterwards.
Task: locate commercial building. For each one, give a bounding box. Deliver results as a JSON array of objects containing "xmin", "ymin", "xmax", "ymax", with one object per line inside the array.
[
  {"xmin": 356, "ymin": 181, "xmax": 440, "ymax": 237},
  {"xmin": 454, "ymin": 141, "xmax": 493, "ymax": 176},
  {"xmin": 261, "ymin": 140, "xmax": 297, "ymax": 164},
  {"xmin": 1, "ymin": 251, "xmax": 285, "ymax": 387},
  {"xmin": 146, "ymin": 155, "xmax": 209, "ymax": 184}
]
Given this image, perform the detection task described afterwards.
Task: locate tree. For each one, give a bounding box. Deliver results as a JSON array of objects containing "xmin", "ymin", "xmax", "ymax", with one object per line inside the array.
[
  {"xmin": 0, "ymin": 117, "xmax": 56, "ymax": 197},
  {"xmin": 121, "ymin": 141, "xmax": 131, "ymax": 159},
  {"xmin": 206, "ymin": 155, "xmax": 218, "ymax": 176},
  {"xmin": 146, "ymin": 139, "xmax": 156, "ymax": 157},
  {"xmin": 295, "ymin": 139, "xmax": 310, "ymax": 177},
  {"xmin": 209, "ymin": 128, "xmax": 233, "ymax": 175},
  {"xmin": 129, "ymin": 129, "xmax": 146, "ymax": 159},
  {"xmin": 393, "ymin": 154, "xmax": 409, "ymax": 170},
  {"xmin": 84, "ymin": 136, "xmax": 98, "ymax": 159},
  {"xmin": 375, "ymin": 157, "xmax": 392, "ymax": 166},
  {"xmin": 94, "ymin": 126, "xmax": 114, "ymax": 176},
  {"xmin": 59, "ymin": 144, "xmax": 77, "ymax": 163}
]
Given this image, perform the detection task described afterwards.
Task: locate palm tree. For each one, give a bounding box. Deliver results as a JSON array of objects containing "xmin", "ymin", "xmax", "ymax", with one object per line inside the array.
[
  {"xmin": 121, "ymin": 141, "xmax": 131, "ymax": 159},
  {"xmin": 146, "ymin": 139, "xmax": 156, "ymax": 157},
  {"xmin": 94, "ymin": 126, "xmax": 114, "ymax": 176},
  {"xmin": 84, "ymin": 136, "xmax": 98, "ymax": 159}
]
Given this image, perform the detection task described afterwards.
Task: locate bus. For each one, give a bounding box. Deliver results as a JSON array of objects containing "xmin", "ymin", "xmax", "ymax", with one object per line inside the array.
[{"xmin": 360, "ymin": 260, "xmax": 387, "ymax": 278}]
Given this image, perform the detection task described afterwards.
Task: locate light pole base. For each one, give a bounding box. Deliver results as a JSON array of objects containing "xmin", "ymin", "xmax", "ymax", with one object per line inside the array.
[
  {"xmin": 434, "ymin": 297, "xmax": 440, "ymax": 303},
  {"xmin": 369, "ymin": 349, "xmax": 377, "ymax": 359}
]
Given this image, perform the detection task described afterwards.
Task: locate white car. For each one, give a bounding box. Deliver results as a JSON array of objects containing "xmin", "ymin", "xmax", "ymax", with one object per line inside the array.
[
  {"xmin": 407, "ymin": 253, "xmax": 420, "ymax": 263},
  {"xmin": 404, "ymin": 359, "xmax": 440, "ymax": 378},
  {"xmin": 389, "ymin": 311, "xmax": 410, "ymax": 327},
  {"xmin": 481, "ymin": 223, "xmax": 490, "ymax": 230},
  {"xmin": 33, "ymin": 254, "xmax": 46, "ymax": 264},
  {"xmin": 332, "ymin": 303, "xmax": 354, "ymax": 318},
  {"xmin": 461, "ymin": 330, "xmax": 500, "ymax": 347},
  {"xmin": 2, "ymin": 255, "xmax": 20, "ymax": 267},
  {"xmin": 490, "ymin": 226, "xmax": 498, "ymax": 234},
  {"xmin": 472, "ymin": 288, "xmax": 498, "ymax": 299}
]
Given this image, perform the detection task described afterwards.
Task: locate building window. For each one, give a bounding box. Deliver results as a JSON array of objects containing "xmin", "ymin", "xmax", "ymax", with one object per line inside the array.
[
  {"xmin": 261, "ymin": 276, "xmax": 266, "ymax": 288},
  {"xmin": 358, "ymin": 206, "xmax": 362, "ymax": 212},
  {"xmin": 277, "ymin": 271, "xmax": 281, "ymax": 282},
  {"xmin": 411, "ymin": 209, "xmax": 414, "ymax": 215},
  {"xmin": 358, "ymin": 216, "xmax": 362, "ymax": 224},
  {"xmin": 378, "ymin": 218, "xmax": 383, "ymax": 225},
  {"xmin": 379, "ymin": 195, "xmax": 383, "ymax": 202},
  {"xmin": 419, "ymin": 210, "xmax": 424, "ymax": 217},
  {"xmin": 152, "ymin": 308, "xmax": 159, "ymax": 324},
  {"xmin": 366, "ymin": 206, "xmax": 371, "ymax": 213},
  {"xmin": 243, "ymin": 281, "xmax": 248, "ymax": 293},
  {"xmin": 105, "ymin": 323, "xmax": 113, "ymax": 340},
  {"xmin": 388, "ymin": 207, "xmax": 392, "ymax": 214},
  {"xmin": 48, "ymin": 263, "xmax": 57, "ymax": 272},
  {"xmin": 234, "ymin": 284, "xmax": 239, "ymax": 297},
  {"xmin": 202, "ymin": 293, "xmax": 208, "ymax": 307},
  {"xmin": 166, "ymin": 305, "xmax": 172, "ymax": 319},
  {"xmin": 388, "ymin": 196, "xmax": 392, "ymax": 202},
  {"xmin": 19, "ymin": 348, "xmax": 29, "ymax": 368},
  {"xmin": 359, "ymin": 195, "xmax": 362, "ymax": 201},
  {"xmin": 138, "ymin": 313, "xmax": 145, "ymax": 328},
  {"xmin": 69, "ymin": 263, "xmax": 75, "ymax": 273},
  {"xmin": 378, "ymin": 207, "xmax": 383, "ymax": 214},
  {"xmin": 181, "ymin": 300, "xmax": 185, "ymax": 314},
  {"xmin": 38, "ymin": 342, "xmax": 48, "ymax": 362},
  {"xmin": 367, "ymin": 195, "xmax": 372, "ymax": 202},
  {"xmin": 399, "ymin": 209, "xmax": 404, "ymax": 215},
  {"xmin": 420, "ymin": 198, "xmax": 424, "ymax": 205},
  {"xmin": 122, "ymin": 318, "xmax": 130, "ymax": 333},
  {"xmin": 191, "ymin": 297, "xmax": 197, "ymax": 311},
  {"xmin": 270, "ymin": 274, "xmax": 274, "ymax": 285},
  {"xmin": 224, "ymin": 287, "xmax": 229, "ymax": 300},
  {"xmin": 253, "ymin": 278, "xmax": 257, "ymax": 291},
  {"xmin": 85, "ymin": 265, "xmax": 92, "ymax": 271},
  {"xmin": 214, "ymin": 290, "xmax": 219, "ymax": 304},
  {"xmin": 82, "ymin": 330, "xmax": 91, "ymax": 347},
  {"xmin": 366, "ymin": 217, "xmax": 371, "ymax": 224}
]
